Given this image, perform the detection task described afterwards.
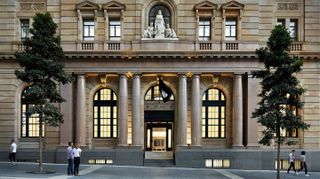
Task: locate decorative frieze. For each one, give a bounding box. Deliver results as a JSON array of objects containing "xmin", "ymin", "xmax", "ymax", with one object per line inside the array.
[
  {"xmin": 20, "ymin": 0, "xmax": 46, "ymax": 11},
  {"xmin": 277, "ymin": 3, "xmax": 299, "ymax": 11}
]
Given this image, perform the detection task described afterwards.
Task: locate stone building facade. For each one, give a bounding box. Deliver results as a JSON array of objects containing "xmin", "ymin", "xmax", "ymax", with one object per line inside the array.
[{"xmin": 0, "ymin": 0, "xmax": 319, "ymax": 170}]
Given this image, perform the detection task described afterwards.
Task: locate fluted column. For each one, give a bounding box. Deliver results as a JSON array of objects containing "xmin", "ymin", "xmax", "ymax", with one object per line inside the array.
[
  {"xmin": 233, "ymin": 74, "xmax": 243, "ymax": 148},
  {"xmin": 191, "ymin": 74, "xmax": 201, "ymax": 147},
  {"xmin": 177, "ymin": 74, "xmax": 187, "ymax": 146},
  {"xmin": 132, "ymin": 74, "xmax": 141, "ymax": 146},
  {"xmin": 76, "ymin": 75, "xmax": 86, "ymax": 146},
  {"xmin": 118, "ymin": 74, "xmax": 128, "ymax": 146}
]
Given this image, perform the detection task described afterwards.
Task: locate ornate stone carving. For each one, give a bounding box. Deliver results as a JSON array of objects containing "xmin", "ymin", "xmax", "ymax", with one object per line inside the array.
[
  {"xmin": 20, "ymin": 0, "xmax": 46, "ymax": 11},
  {"xmin": 277, "ymin": 3, "xmax": 299, "ymax": 11}
]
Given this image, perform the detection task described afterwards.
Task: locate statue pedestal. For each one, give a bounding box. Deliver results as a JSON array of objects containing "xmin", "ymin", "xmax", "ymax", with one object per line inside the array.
[{"xmin": 155, "ymin": 34, "xmax": 165, "ymax": 39}]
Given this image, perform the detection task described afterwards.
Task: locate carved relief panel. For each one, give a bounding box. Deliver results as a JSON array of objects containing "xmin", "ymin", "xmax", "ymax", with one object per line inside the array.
[{"xmin": 20, "ymin": 0, "xmax": 46, "ymax": 11}]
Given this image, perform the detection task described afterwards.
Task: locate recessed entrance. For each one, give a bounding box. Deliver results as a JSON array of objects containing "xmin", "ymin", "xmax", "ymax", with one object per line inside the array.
[{"xmin": 145, "ymin": 122, "xmax": 173, "ymax": 151}]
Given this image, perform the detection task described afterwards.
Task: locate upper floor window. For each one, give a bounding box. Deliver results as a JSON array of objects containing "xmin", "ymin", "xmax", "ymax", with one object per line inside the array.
[
  {"xmin": 290, "ymin": 19, "xmax": 298, "ymax": 41},
  {"xmin": 276, "ymin": 18, "xmax": 299, "ymax": 41},
  {"xmin": 21, "ymin": 87, "xmax": 44, "ymax": 138},
  {"xmin": 83, "ymin": 20, "xmax": 94, "ymax": 41},
  {"xmin": 145, "ymin": 85, "xmax": 174, "ymax": 101},
  {"xmin": 225, "ymin": 18, "xmax": 237, "ymax": 41},
  {"xmin": 277, "ymin": 19, "xmax": 285, "ymax": 26},
  {"xmin": 109, "ymin": 19, "xmax": 121, "ymax": 41},
  {"xmin": 202, "ymin": 88, "xmax": 226, "ymax": 138},
  {"xmin": 93, "ymin": 88, "xmax": 117, "ymax": 138},
  {"xmin": 199, "ymin": 18, "xmax": 211, "ymax": 41},
  {"xmin": 21, "ymin": 19, "xmax": 30, "ymax": 41}
]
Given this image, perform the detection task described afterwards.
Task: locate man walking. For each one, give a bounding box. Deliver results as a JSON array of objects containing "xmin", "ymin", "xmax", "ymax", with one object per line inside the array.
[
  {"xmin": 287, "ymin": 150, "xmax": 297, "ymax": 175},
  {"xmin": 67, "ymin": 142, "xmax": 74, "ymax": 175},
  {"xmin": 9, "ymin": 139, "xmax": 17, "ymax": 166}
]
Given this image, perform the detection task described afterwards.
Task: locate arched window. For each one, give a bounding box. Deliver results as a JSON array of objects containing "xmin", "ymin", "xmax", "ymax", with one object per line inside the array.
[
  {"xmin": 148, "ymin": 4, "xmax": 171, "ymax": 26},
  {"xmin": 202, "ymin": 88, "xmax": 226, "ymax": 138},
  {"xmin": 93, "ymin": 88, "xmax": 117, "ymax": 138},
  {"xmin": 21, "ymin": 87, "xmax": 44, "ymax": 137},
  {"xmin": 145, "ymin": 85, "xmax": 174, "ymax": 101}
]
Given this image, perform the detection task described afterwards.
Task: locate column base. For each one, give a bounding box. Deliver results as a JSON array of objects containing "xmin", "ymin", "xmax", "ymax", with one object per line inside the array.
[
  {"xmin": 232, "ymin": 145, "xmax": 245, "ymax": 149},
  {"xmin": 175, "ymin": 145, "xmax": 189, "ymax": 150},
  {"xmin": 116, "ymin": 144, "xmax": 129, "ymax": 149}
]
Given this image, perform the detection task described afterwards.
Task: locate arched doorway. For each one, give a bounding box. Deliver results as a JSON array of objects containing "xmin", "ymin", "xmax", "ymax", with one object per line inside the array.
[{"xmin": 144, "ymin": 85, "xmax": 174, "ymax": 152}]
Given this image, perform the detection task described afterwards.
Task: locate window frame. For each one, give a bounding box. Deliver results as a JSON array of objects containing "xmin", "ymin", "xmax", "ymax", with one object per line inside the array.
[
  {"xmin": 144, "ymin": 85, "xmax": 174, "ymax": 101},
  {"xmin": 225, "ymin": 18, "xmax": 237, "ymax": 41},
  {"xmin": 109, "ymin": 18, "xmax": 121, "ymax": 41},
  {"xmin": 198, "ymin": 18, "xmax": 211, "ymax": 41},
  {"xmin": 202, "ymin": 88, "xmax": 226, "ymax": 139},
  {"xmin": 20, "ymin": 19, "xmax": 30, "ymax": 41},
  {"xmin": 83, "ymin": 19, "xmax": 95, "ymax": 41},
  {"xmin": 93, "ymin": 88, "xmax": 118, "ymax": 138},
  {"xmin": 21, "ymin": 88, "xmax": 44, "ymax": 138}
]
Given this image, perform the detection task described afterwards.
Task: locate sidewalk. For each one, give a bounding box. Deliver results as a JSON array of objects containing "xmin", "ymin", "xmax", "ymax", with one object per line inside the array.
[{"xmin": 0, "ymin": 161, "xmax": 319, "ymax": 179}]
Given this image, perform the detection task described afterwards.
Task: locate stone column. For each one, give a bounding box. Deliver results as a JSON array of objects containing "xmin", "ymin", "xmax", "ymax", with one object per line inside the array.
[
  {"xmin": 132, "ymin": 74, "xmax": 141, "ymax": 146},
  {"xmin": 233, "ymin": 74, "xmax": 243, "ymax": 148},
  {"xmin": 247, "ymin": 75, "xmax": 260, "ymax": 148},
  {"xmin": 191, "ymin": 74, "xmax": 201, "ymax": 147},
  {"xmin": 177, "ymin": 74, "xmax": 187, "ymax": 147},
  {"xmin": 59, "ymin": 82, "xmax": 73, "ymax": 146},
  {"xmin": 76, "ymin": 75, "xmax": 86, "ymax": 146},
  {"xmin": 118, "ymin": 74, "xmax": 128, "ymax": 146}
]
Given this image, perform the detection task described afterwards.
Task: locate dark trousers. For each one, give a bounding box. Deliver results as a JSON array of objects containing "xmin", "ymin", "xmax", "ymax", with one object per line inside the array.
[
  {"xmin": 67, "ymin": 159, "xmax": 73, "ymax": 175},
  {"xmin": 74, "ymin": 157, "xmax": 80, "ymax": 175},
  {"xmin": 9, "ymin": 153, "xmax": 16, "ymax": 162},
  {"xmin": 287, "ymin": 162, "xmax": 296, "ymax": 173},
  {"xmin": 298, "ymin": 161, "xmax": 308, "ymax": 174}
]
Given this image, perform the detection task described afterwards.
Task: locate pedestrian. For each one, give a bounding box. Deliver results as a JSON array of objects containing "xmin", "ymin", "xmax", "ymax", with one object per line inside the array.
[
  {"xmin": 67, "ymin": 141, "xmax": 74, "ymax": 175},
  {"xmin": 9, "ymin": 139, "xmax": 17, "ymax": 166},
  {"xmin": 73, "ymin": 143, "xmax": 82, "ymax": 176},
  {"xmin": 287, "ymin": 149, "xmax": 297, "ymax": 175},
  {"xmin": 298, "ymin": 151, "xmax": 309, "ymax": 177}
]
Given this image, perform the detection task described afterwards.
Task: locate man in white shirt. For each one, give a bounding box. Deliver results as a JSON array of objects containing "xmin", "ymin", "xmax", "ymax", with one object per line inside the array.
[
  {"xmin": 287, "ymin": 149, "xmax": 297, "ymax": 175},
  {"xmin": 73, "ymin": 143, "xmax": 82, "ymax": 176},
  {"xmin": 9, "ymin": 139, "xmax": 17, "ymax": 166}
]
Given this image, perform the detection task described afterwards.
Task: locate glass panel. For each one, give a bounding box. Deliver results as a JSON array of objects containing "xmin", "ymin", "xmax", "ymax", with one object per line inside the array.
[
  {"xmin": 147, "ymin": 129, "xmax": 151, "ymax": 148},
  {"xmin": 168, "ymin": 129, "xmax": 172, "ymax": 148},
  {"xmin": 205, "ymin": 159, "xmax": 213, "ymax": 168}
]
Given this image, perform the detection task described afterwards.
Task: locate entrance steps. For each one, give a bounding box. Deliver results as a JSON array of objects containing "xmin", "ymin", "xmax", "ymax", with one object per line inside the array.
[
  {"xmin": 144, "ymin": 159, "xmax": 175, "ymax": 167},
  {"xmin": 144, "ymin": 151, "xmax": 175, "ymax": 167}
]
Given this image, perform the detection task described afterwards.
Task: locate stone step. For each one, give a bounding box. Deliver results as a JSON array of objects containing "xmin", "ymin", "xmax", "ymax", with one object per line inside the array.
[{"xmin": 144, "ymin": 159, "xmax": 175, "ymax": 167}]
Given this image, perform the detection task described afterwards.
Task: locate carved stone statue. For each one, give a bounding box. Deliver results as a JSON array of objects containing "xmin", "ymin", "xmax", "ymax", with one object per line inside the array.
[
  {"xmin": 154, "ymin": 10, "xmax": 165, "ymax": 39},
  {"xmin": 164, "ymin": 23, "xmax": 172, "ymax": 38},
  {"xmin": 142, "ymin": 22, "xmax": 154, "ymax": 38}
]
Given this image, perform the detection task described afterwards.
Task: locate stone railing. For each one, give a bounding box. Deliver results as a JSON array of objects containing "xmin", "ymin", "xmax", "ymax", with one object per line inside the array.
[
  {"xmin": 81, "ymin": 42, "xmax": 94, "ymax": 50},
  {"xmin": 226, "ymin": 42, "xmax": 239, "ymax": 50},
  {"xmin": 291, "ymin": 42, "xmax": 302, "ymax": 51},
  {"xmin": 199, "ymin": 43, "xmax": 212, "ymax": 50},
  {"xmin": 107, "ymin": 42, "xmax": 120, "ymax": 50}
]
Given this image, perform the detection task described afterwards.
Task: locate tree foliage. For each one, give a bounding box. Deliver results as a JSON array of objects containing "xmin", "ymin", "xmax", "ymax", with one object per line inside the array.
[
  {"xmin": 252, "ymin": 25, "xmax": 309, "ymax": 145},
  {"xmin": 15, "ymin": 12, "xmax": 72, "ymax": 126}
]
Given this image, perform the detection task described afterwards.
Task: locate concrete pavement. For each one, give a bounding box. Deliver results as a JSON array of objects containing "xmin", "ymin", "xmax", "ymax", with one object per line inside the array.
[{"xmin": 0, "ymin": 162, "xmax": 319, "ymax": 179}]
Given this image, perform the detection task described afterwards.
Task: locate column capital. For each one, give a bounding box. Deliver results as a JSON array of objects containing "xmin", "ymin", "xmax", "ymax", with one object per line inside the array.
[{"xmin": 192, "ymin": 74, "xmax": 200, "ymax": 79}]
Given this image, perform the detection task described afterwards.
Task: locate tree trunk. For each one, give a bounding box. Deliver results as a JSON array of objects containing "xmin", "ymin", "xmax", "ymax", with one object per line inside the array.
[
  {"xmin": 39, "ymin": 114, "xmax": 43, "ymax": 173},
  {"xmin": 276, "ymin": 126, "xmax": 281, "ymax": 179}
]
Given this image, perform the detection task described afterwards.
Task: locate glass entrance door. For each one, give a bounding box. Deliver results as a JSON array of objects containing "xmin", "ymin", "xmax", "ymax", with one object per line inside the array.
[{"xmin": 146, "ymin": 123, "xmax": 173, "ymax": 151}]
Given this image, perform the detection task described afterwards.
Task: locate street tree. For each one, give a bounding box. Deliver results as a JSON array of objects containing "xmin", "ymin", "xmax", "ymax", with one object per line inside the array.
[
  {"xmin": 15, "ymin": 12, "xmax": 72, "ymax": 173},
  {"xmin": 252, "ymin": 25, "xmax": 309, "ymax": 179}
]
